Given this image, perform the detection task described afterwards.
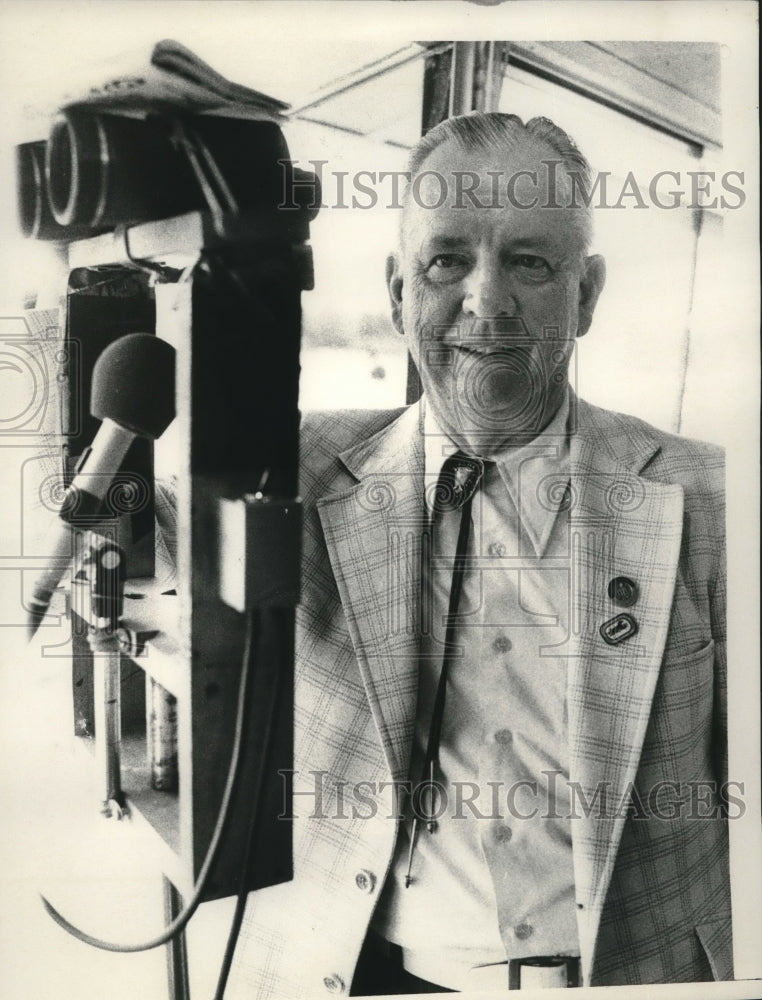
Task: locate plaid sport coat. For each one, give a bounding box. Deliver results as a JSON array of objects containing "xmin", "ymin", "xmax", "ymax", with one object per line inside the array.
[{"xmin": 228, "ymin": 394, "xmax": 730, "ymax": 996}]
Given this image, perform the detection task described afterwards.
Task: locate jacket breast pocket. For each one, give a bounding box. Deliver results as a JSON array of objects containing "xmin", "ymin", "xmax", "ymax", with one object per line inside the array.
[
  {"xmin": 659, "ymin": 636, "xmax": 715, "ymax": 692},
  {"xmin": 640, "ymin": 639, "xmax": 716, "ymax": 773}
]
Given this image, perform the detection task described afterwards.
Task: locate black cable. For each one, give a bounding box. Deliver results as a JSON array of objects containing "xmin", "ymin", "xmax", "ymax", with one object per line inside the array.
[
  {"xmin": 41, "ymin": 609, "xmax": 260, "ymax": 953},
  {"xmin": 212, "ymin": 611, "xmax": 287, "ymax": 1000}
]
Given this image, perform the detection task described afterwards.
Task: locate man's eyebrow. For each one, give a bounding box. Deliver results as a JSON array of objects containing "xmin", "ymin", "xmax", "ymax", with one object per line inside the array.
[
  {"xmin": 420, "ymin": 235, "xmax": 471, "ymax": 254},
  {"xmin": 502, "ymin": 231, "xmax": 557, "ymax": 251},
  {"xmin": 502, "ymin": 235, "xmax": 570, "ymax": 259}
]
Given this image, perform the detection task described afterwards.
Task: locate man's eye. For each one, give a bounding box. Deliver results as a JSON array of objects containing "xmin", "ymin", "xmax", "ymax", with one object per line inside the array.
[
  {"xmin": 426, "ymin": 254, "xmax": 467, "ymax": 282},
  {"xmin": 512, "ymin": 255, "xmax": 550, "ymax": 275},
  {"xmin": 430, "ymin": 254, "xmax": 461, "ymax": 269}
]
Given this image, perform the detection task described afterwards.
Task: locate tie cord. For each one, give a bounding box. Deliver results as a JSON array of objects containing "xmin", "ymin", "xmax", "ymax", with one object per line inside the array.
[{"xmin": 406, "ymin": 454, "xmax": 485, "ymax": 886}]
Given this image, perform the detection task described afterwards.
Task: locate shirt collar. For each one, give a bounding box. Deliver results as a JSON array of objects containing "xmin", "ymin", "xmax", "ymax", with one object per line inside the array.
[{"xmin": 421, "ymin": 391, "xmax": 571, "ymax": 557}]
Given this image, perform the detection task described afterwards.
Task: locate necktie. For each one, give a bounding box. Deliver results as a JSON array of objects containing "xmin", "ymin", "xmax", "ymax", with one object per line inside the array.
[{"xmin": 405, "ymin": 452, "xmax": 484, "ymax": 887}]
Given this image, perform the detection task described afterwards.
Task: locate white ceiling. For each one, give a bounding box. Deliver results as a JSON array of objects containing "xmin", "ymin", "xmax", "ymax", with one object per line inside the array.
[{"xmin": 591, "ymin": 41, "xmax": 721, "ymax": 113}]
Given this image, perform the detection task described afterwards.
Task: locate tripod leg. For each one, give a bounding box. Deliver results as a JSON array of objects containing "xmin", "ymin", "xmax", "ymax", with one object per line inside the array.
[{"xmin": 163, "ymin": 876, "xmax": 190, "ymax": 1000}]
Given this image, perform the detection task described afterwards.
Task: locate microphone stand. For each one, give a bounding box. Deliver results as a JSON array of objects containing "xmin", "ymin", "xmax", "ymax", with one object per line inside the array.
[{"xmin": 84, "ymin": 535, "xmax": 127, "ymax": 820}]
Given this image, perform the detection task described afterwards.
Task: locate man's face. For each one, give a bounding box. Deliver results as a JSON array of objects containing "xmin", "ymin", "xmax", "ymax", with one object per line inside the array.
[{"xmin": 388, "ymin": 135, "xmax": 605, "ymax": 455}]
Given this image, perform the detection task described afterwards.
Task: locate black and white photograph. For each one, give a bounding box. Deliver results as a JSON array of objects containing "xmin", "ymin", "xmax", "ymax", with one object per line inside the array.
[{"xmin": 0, "ymin": 2, "xmax": 759, "ymax": 998}]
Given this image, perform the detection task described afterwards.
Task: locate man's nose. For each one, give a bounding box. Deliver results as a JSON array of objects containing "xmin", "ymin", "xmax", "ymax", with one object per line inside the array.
[{"xmin": 462, "ymin": 261, "xmax": 518, "ymax": 318}]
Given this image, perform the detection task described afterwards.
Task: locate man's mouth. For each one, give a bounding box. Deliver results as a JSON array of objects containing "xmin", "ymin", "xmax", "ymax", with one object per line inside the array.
[
  {"xmin": 451, "ymin": 342, "xmax": 531, "ymax": 359},
  {"xmin": 442, "ymin": 318, "xmax": 532, "ymax": 356}
]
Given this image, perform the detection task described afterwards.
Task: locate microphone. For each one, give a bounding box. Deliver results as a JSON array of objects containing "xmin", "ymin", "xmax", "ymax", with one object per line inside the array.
[{"xmin": 27, "ymin": 332, "xmax": 175, "ymax": 638}]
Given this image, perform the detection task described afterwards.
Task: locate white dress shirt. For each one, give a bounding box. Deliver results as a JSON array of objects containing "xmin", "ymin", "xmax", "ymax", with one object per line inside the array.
[{"xmin": 371, "ymin": 392, "xmax": 580, "ymax": 990}]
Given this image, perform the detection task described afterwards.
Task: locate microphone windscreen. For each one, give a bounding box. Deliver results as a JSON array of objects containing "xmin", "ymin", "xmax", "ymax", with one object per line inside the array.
[{"xmin": 91, "ymin": 333, "xmax": 176, "ymax": 438}]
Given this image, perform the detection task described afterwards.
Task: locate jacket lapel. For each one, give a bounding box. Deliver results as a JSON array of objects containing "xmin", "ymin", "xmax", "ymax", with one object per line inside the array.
[
  {"xmin": 567, "ymin": 397, "xmax": 685, "ymax": 979},
  {"xmin": 316, "ymin": 405, "xmax": 425, "ymax": 783}
]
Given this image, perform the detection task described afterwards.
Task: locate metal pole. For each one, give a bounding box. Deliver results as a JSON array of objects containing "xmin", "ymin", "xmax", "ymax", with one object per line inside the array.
[
  {"xmin": 91, "ymin": 630, "xmax": 123, "ymax": 816},
  {"xmin": 449, "ymin": 42, "xmax": 477, "ymax": 116},
  {"xmin": 163, "ymin": 876, "xmax": 191, "ymax": 1000}
]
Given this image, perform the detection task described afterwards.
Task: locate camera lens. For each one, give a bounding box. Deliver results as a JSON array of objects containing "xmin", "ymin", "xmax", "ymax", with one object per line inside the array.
[{"xmin": 46, "ymin": 110, "xmax": 104, "ymax": 227}]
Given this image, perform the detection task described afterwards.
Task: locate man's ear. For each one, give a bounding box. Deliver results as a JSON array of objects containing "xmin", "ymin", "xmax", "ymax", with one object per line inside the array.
[
  {"xmin": 576, "ymin": 254, "xmax": 606, "ymax": 338},
  {"xmin": 386, "ymin": 253, "xmax": 404, "ymax": 336}
]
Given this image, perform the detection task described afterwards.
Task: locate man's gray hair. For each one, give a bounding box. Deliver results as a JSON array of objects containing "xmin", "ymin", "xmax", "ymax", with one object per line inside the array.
[{"xmin": 402, "ymin": 111, "xmax": 594, "ymax": 253}]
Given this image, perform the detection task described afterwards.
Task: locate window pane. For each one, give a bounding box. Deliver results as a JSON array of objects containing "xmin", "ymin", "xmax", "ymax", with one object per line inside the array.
[
  {"xmin": 285, "ymin": 57, "xmax": 423, "ymax": 411},
  {"xmin": 499, "ymin": 64, "xmax": 705, "ymax": 434}
]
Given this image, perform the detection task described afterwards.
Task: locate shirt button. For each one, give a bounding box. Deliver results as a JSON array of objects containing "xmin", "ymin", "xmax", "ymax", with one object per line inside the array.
[
  {"xmin": 323, "ymin": 975, "xmax": 346, "ymax": 994},
  {"xmin": 354, "ymin": 869, "xmax": 376, "ymax": 893},
  {"xmin": 495, "ymin": 728, "xmax": 513, "ymax": 746},
  {"xmin": 488, "ymin": 541, "xmax": 507, "ymax": 558},
  {"xmin": 515, "ymin": 922, "xmax": 534, "ymax": 940},
  {"xmin": 494, "ymin": 824, "xmax": 513, "ymax": 843},
  {"xmin": 492, "ymin": 635, "xmax": 512, "ymax": 654}
]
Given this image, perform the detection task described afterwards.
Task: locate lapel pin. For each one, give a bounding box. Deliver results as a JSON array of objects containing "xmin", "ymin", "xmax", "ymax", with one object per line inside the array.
[
  {"xmin": 607, "ymin": 576, "xmax": 639, "ymax": 607},
  {"xmin": 600, "ymin": 613, "xmax": 638, "ymax": 646}
]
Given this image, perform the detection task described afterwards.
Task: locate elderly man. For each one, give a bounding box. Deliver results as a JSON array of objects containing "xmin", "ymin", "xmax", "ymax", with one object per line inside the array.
[{"xmin": 228, "ymin": 112, "xmax": 729, "ymax": 995}]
